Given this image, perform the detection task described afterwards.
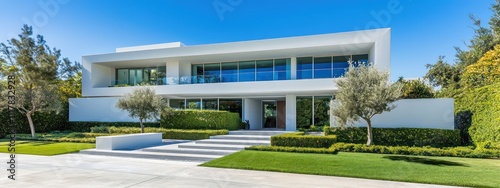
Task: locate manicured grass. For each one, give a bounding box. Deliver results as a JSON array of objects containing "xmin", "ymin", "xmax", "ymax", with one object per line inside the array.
[
  {"xmin": 0, "ymin": 139, "xmax": 95, "ymax": 156},
  {"xmin": 201, "ymin": 150, "xmax": 500, "ymax": 188}
]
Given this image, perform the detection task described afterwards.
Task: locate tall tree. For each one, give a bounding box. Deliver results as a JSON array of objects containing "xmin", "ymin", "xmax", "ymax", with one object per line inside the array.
[
  {"xmin": 0, "ymin": 25, "xmax": 80, "ymax": 137},
  {"xmin": 331, "ymin": 62, "xmax": 402, "ymax": 146},
  {"xmin": 116, "ymin": 85, "xmax": 166, "ymax": 133},
  {"xmin": 397, "ymin": 77, "xmax": 434, "ymax": 99}
]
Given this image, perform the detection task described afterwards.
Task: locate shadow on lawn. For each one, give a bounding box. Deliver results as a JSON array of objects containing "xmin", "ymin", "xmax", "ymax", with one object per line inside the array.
[{"xmin": 383, "ymin": 156, "xmax": 468, "ymax": 167}]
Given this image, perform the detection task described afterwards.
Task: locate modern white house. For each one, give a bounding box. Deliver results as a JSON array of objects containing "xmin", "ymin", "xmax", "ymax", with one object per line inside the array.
[{"xmin": 69, "ymin": 28, "xmax": 455, "ymax": 131}]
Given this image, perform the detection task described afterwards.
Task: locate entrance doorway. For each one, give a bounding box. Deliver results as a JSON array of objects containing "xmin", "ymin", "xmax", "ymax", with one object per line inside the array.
[{"xmin": 262, "ymin": 101, "xmax": 277, "ymax": 128}]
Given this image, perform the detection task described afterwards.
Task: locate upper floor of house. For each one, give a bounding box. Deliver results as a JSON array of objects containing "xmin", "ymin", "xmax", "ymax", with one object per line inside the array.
[{"xmin": 81, "ymin": 28, "xmax": 391, "ymax": 97}]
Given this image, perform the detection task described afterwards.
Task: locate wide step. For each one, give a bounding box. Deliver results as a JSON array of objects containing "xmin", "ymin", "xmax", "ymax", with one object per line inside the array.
[
  {"xmin": 228, "ymin": 131, "xmax": 289, "ymax": 136},
  {"xmin": 178, "ymin": 144, "xmax": 246, "ymax": 151},
  {"xmin": 79, "ymin": 149, "xmax": 220, "ymax": 162},
  {"xmin": 209, "ymin": 135, "xmax": 271, "ymax": 141},
  {"xmin": 142, "ymin": 148, "xmax": 235, "ymax": 156},
  {"xmin": 195, "ymin": 139, "xmax": 270, "ymax": 146}
]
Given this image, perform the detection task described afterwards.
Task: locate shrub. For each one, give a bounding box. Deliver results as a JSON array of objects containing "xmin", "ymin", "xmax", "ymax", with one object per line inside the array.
[
  {"xmin": 325, "ymin": 127, "xmax": 460, "ymax": 147},
  {"xmin": 90, "ymin": 126, "xmax": 110, "ymax": 133},
  {"xmin": 161, "ymin": 110, "xmax": 241, "ymax": 130},
  {"xmin": 68, "ymin": 122, "xmax": 160, "ymax": 132},
  {"xmin": 0, "ymin": 110, "xmax": 68, "ymax": 134},
  {"xmin": 106, "ymin": 126, "xmax": 228, "ymax": 140},
  {"xmin": 271, "ymin": 132, "xmax": 337, "ymax": 148},
  {"xmin": 455, "ymin": 111, "xmax": 473, "ymax": 146},
  {"xmin": 246, "ymin": 145, "xmax": 339, "ymax": 154},
  {"xmin": 330, "ymin": 142, "xmax": 500, "ymax": 158},
  {"xmin": 456, "ymin": 83, "xmax": 500, "ymax": 149}
]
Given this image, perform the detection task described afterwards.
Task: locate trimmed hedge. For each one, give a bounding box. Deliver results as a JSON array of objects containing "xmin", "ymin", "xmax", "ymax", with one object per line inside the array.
[
  {"xmin": 330, "ymin": 142, "xmax": 500, "ymax": 158},
  {"xmin": 246, "ymin": 145, "xmax": 339, "ymax": 154},
  {"xmin": 15, "ymin": 132, "xmax": 109, "ymax": 143},
  {"xmin": 69, "ymin": 122, "xmax": 160, "ymax": 132},
  {"xmin": 271, "ymin": 132, "xmax": 337, "ymax": 148},
  {"xmin": 0, "ymin": 110, "xmax": 68, "ymax": 134},
  {"xmin": 325, "ymin": 127, "xmax": 460, "ymax": 148},
  {"xmin": 161, "ymin": 110, "xmax": 241, "ymax": 130},
  {"xmin": 98, "ymin": 126, "xmax": 229, "ymax": 140},
  {"xmin": 456, "ymin": 83, "xmax": 500, "ymax": 149}
]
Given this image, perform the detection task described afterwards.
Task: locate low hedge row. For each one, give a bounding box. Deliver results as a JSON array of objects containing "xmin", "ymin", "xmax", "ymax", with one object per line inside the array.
[
  {"xmin": 15, "ymin": 132, "xmax": 109, "ymax": 143},
  {"xmin": 0, "ymin": 110, "xmax": 68, "ymax": 134},
  {"xmin": 69, "ymin": 122, "xmax": 160, "ymax": 132},
  {"xmin": 92, "ymin": 126, "xmax": 229, "ymax": 140},
  {"xmin": 325, "ymin": 127, "xmax": 461, "ymax": 147},
  {"xmin": 246, "ymin": 145, "xmax": 339, "ymax": 154},
  {"xmin": 330, "ymin": 143, "xmax": 500, "ymax": 158},
  {"xmin": 271, "ymin": 132, "xmax": 337, "ymax": 148},
  {"xmin": 161, "ymin": 110, "xmax": 241, "ymax": 130}
]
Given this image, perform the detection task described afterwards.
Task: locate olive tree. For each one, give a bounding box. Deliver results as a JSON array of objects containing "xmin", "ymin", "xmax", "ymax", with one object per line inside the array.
[
  {"xmin": 331, "ymin": 62, "xmax": 402, "ymax": 146},
  {"xmin": 116, "ymin": 85, "xmax": 166, "ymax": 133}
]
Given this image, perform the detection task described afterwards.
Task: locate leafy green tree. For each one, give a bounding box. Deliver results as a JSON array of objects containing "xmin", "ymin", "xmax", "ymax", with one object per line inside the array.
[
  {"xmin": 397, "ymin": 77, "xmax": 434, "ymax": 99},
  {"xmin": 0, "ymin": 25, "xmax": 80, "ymax": 137},
  {"xmin": 116, "ymin": 85, "xmax": 166, "ymax": 133},
  {"xmin": 331, "ymin": 62, "xmax": 402, "ymax": 146},
  {"xmin": 461, "ymin": 44, "xmax": 500, "ymax": 90}
]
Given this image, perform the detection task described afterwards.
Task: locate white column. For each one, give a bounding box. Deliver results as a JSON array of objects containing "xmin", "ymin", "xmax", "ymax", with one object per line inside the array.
[
  {"xmin": 285, "ymin": 95, "xmax": 296, "ymax": 131},
  {"xmin": 290, "ymin": 57, "xmax": 297, "ymax": 80},
  {"xmin": 166, "ymin": 61, "xmax": 179, "ymax": 85}
]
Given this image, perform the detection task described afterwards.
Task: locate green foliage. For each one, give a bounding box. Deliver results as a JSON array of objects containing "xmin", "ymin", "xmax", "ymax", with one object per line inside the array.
[
  {"xmin": 332, "ymin": 62, "xmax": 402, "ymax": 145},
  {"xmin": 246, "ymin": 145, "xmax": 339, "ymax": 154},
  {"xmin": 424, "ymin": 56, "xmax": 462, "ymax": 91},
  {"xmin": 325, "ymin": 127, "xmax": 460, "ymax": 148},
  {"xmin": 161, "ymin": 110, "xmax": 241, "ymax": 130},
  {"xmin": 0, "ymin": 110, "xmax": 68, "ymax": 134},
  {"xmin": 298, "ymin": 125, "xmax": 325, "ymax": 132},
  {"xmin": 271, "ymin": 132, "xmax": 337, "ymax": 148},
  {"xmin": 15, "ymin": 132, "xmax": 109, "ymax": 143},
  {"xmin": 0, "ymin": 25, "xmax": 80, "ymax": 137},
  {"xmin": 68, "ymin": 121, "xmax": 160, "ymax": 132},
  {"xmin": 296, "ymin": 97, "xmax": 312, "ymax": 128},
  {"xmin": 105, "ymin": 126, "xmax": 228, "ymax": 140},
  {"xmin": 116, "ymin": 84, "xmax": 166, "ymax": 133},
  {"xmin": 456, "ymin": 83, "xmax": 500, "ymax": 149},
  {"xmin": 397, "ymin": 77, "xmax": 434, "ymax": 98},
  {"xmin": 461, "ymin": 44, "xmax": 500, "ymax": 89},
  {"xmin": 90, "ymin": 126, "xmax": 109, "ymax": 133},
  {"xmin": 330, "ymin": 142, "xmax": 500, "ymax": 158}
]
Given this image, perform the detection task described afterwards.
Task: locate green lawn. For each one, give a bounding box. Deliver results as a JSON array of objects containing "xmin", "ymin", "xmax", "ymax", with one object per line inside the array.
[
  {"xmin": 0, "ymin": 139, "xmax": 95, "ymax": 156},
  {"xmin": 201, "ymin": 150, "xmax": 500, "ymax": 188}
]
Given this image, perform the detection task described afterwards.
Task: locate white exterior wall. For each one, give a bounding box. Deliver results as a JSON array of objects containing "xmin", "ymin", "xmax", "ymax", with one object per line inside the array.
[
  {"xmin": 328, "ymin": 98, "xmax": 454, "ymax": 129},
  {"xmin": 243, "ymin": 98, "xmax": 262, "ymax": 129},
  {"xmin": 69, "ymin": 97, "xmax": 139, "ymax": 122},
  {"xmin": 166, "ymin": 61, "xmax": 179, "ymax": 85},
  {"xmin": 285, "ymin": 95, "xmax": 297, "ymax": 131}
]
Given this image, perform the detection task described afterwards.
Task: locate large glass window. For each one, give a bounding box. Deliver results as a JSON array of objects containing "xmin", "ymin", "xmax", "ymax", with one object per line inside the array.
[
  {"xmin": 256, "ymin": 60, "xmax": 273, "ymax": 81},
  {"xmin": 191, "ymin": 64, "xmax": 204, "ymax": 83},
  {"xmin": 116, "ymin": 69, "xmax": 129, "ymax": 85},
  {"xmin": 296, "ymin": 96, "xmax": 313, "ymax": 128},
  {"xmin": 297, "ymin": 57, "xmax": 313, "ymax": 79},
  {"xmin": 314, "ymin": 96, "xmax": 331, "ymax": 126},
  {"xmin": 169, "ymin": 99, "xmax": 185, "ymax": 109},
  {"xmin": 202, "ymin": 98, "xmax": 218, "ymax": 110},
  {"xmin": 239, "ymin": 61, "xmax": 255, "ymax": 82},
  {"xmin": 274, "ymin": 58, "xmax": 290, "ymax": 80},
  {"xmin": 204, "ymin": 63, "xmax": 221, "ymax": 83},
  {"xmin": 333, "ymin": 56, "xmax": 350, "ymax": 78},
  {"xmin": 352, "ymin": 54, "xmax": 369, "ymax": 67},
  {"xmin": 129, "ymin": 68, "xmax": 144, "ymax": 86},
  {"xmin": 186, "ymin": 99, "xmax": 201, "ymax": 110},
  {"xmin": 314, "ymin": 56, "xmax": 332, "ymax": 78},
  {"xmin": 221, "ymin": 62, "xmax": 238, "ymax": 82},
  {"xmin": 219, "ymin": 99, "xmax": 242, "ymax": 118},
  {"xmin": 158, "ymin": 66, "xmax": 166, "ymax": 85}
]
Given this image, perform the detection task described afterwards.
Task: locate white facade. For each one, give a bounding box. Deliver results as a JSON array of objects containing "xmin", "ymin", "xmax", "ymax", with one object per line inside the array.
[{"xmin": 69, "ymin": 28, "xmax": 453, "ymax": 130}]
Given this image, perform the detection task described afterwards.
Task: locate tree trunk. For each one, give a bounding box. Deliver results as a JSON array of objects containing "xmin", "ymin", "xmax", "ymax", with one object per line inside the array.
[
  {"xmin": 27, "ymin": 112, "xmax": 36, "ymax": 138},
  {"xmin": 140, "ymin": 118, "xmax": 144, "ymax": 133},
  {"xmin": 366, "ymin": 119, "xmax": 373, "ymax": 146}
]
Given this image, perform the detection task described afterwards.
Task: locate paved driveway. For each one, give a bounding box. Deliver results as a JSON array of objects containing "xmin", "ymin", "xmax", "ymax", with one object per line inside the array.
[{"xmin": 0, "ymin": 153, "xmax": 462, "ymax": 188}]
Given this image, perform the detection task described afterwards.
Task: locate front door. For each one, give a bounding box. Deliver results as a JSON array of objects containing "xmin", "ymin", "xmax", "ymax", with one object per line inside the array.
[{"xmin": 263, "ymin": 101, "xmax": 277, "ymax": 128}]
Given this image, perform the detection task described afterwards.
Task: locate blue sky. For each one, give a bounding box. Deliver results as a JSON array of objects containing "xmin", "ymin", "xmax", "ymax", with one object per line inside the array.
[{"xmin": 0, "ymin": 0, "xmax": 495, "ymax": 80}]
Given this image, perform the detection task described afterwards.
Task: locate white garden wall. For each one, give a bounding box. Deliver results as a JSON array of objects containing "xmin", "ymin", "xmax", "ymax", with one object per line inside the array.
[{"xmin": 69, "ymin": 97, "xmax": 139, "ymax": 122}]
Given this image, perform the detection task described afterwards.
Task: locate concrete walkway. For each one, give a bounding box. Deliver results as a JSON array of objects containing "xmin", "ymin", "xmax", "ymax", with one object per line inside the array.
[{"xmin": 0, "ymin": 153, "xmax": 462, "ymax": 188}]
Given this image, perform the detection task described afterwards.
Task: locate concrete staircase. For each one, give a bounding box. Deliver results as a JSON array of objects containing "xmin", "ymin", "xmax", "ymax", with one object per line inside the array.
[{"xmin": 80, "ymin": 130, "xmax": 287, "ymax": 162}]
